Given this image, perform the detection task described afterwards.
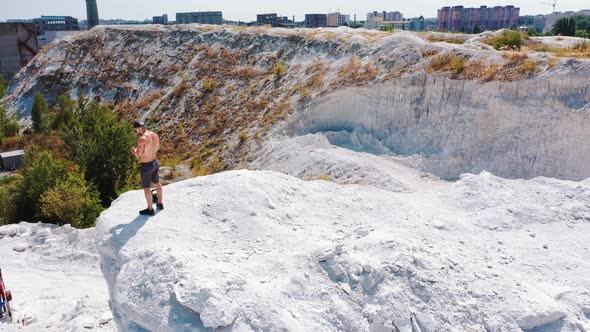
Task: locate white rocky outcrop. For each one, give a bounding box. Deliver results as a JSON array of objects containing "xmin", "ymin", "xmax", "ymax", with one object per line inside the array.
[
  {"xmin": 95, "ymin": 169, "xmax": 590, "ymax": 331},
  {"xmin": 0, "ymin": 223, "xmax": 115, "ymax": 331}
]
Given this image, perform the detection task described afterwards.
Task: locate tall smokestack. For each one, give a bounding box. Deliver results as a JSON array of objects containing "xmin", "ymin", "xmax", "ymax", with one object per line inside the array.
[{"xmin": 86, "ymin": 0, "xmax": 100, "ymax": 29}]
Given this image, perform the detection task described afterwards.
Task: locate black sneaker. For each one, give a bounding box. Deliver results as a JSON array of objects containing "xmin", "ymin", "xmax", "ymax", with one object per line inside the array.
[
  {"xmin": 139, "ymin": 208, "xmax": 155, "ymax": 216},
  {"xmin": 156, "ymin": 203, "xmax": 164, "ymax": 210}
]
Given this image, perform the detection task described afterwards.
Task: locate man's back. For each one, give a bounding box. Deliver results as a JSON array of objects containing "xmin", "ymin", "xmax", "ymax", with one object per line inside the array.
[{"xmin": 140, "ymin": 131, "xmax": 160, "ymax": 163}]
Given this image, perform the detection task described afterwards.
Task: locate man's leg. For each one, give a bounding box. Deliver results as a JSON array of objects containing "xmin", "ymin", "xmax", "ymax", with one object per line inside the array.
[
  {"xmin": 143, "ymin": 187, "xmax": 153, "ymax": 210},
  {"xmin": 155, "ymin": 183, "xmax": 163, "ymax": 205}
]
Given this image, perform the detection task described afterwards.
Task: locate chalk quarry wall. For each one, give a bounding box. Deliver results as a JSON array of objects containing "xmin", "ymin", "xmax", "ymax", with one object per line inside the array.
[{"xmin": 289, "ymin": 72, "xmax": 590, "ymax": 180}]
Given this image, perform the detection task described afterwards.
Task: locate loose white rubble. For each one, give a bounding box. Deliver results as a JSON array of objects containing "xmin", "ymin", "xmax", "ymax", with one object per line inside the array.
[{"xmin": 0, "ymin": 223, "xmax": 115, "ymax": 332}]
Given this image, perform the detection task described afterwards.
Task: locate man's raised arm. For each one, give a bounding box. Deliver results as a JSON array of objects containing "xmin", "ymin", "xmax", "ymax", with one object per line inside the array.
[{"xmin": 131, "ymin": 136, "xmax": 147, "ymax": 159}]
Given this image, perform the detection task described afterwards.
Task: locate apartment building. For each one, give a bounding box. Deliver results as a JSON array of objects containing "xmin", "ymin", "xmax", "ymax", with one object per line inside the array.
[
  {"xmin": 437, "ymin": 5, "xmax": 520, "ymax": 33},
  {"xmin": 305, "ymin": 14, "xmax": 327, "ymax": 28},
  {"xmin": 327, "ymin": 12, "xmax": 350, "ymax": 27},
  {"xmin": 176, "ymin": 11, "xmax": 223, "ymax": 25}
]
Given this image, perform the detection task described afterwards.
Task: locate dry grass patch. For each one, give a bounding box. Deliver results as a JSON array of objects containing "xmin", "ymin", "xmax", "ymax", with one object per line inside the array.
[
  {"xmin": 421, "ymin": 49, "xmax": 440, "ymax": 58},
  {"xmin": 427, "ymin": 53, "xmax": 466, "ymax": 74},
  {"xmin": 527, "ymin": 41, "xmax": 590, "ymax": 59},
  {"xmin": 463, "ymin": 60, "xmax": 499, "ymax": 82},
  {"xmin": 547, "ymin": 57, "xmax": 559, "ymax": 68},
  {"xmin": 502, "ymin": 51, "xmax": 529, "ymax": 62},
  {"xmin": 336, "ymin": 56, "xmax": 380, "ymax": 85},
  {"xmin": 202, "ymin": 77, "xmax": 218, "ymax": 92},
  {"xmin": 274, "ymin": 63, "xmax": 287, "ymax": 79},
  {"xmin": 426, "ymin": 35, "xmax": 466, "ymax": 44},
  {"xmin": 383, "ymin": 65, "xmax": 411, "ymax": 80}
]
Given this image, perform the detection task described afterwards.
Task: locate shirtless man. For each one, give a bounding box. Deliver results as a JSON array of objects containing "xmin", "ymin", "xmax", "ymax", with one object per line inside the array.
[{"xmin": 131, "ymin": 121, "xmax": 163, "ymax": 216}]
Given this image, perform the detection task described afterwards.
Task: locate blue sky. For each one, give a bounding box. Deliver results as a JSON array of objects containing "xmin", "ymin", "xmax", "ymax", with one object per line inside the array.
[{"xmin": 1, "ymin": 0, "xmax": 589, "ymax": 22}]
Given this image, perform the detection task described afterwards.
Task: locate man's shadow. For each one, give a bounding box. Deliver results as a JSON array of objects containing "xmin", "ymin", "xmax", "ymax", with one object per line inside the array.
[{"xmin": 108, "ymin": 214, "xmax": 153, "ymax": 255}]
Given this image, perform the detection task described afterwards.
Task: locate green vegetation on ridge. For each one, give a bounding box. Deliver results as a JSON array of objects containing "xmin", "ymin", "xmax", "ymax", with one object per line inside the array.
[{"xmin": 0, "ymin": 91, "xmax": 137, "ymax": 228}]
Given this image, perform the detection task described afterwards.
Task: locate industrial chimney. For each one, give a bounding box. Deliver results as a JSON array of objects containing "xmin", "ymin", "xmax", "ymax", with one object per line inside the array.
[{"xmin": 86, "ymin": 0, "xmax": 100, "ymax": 29}]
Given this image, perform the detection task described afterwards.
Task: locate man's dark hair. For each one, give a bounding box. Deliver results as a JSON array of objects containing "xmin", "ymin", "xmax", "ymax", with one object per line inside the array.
[{"xmin": 133, "ymin": 121, "xmax": 145, "ymax": 128}]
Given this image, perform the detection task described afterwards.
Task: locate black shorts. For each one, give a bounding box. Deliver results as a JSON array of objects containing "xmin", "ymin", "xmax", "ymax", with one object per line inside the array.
[{"xmin": 140, "ymin": 160, "xmax": 160, "ymax": 188}]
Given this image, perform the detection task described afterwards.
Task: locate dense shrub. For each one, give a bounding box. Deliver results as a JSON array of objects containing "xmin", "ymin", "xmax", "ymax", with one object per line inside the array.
[
  {"xmin": 575, "ymin": 29, "xmax": 589, "ymax": 39},
  {"xmin": 553, "ymin": 17, "xmax": 576, "ymax": 36},
  {"xmin": 7, "ymin": 151, "xmax": 71, "ymax": 221},
  {"xmin": 483, "ymin": 30, "xmax": 523, "ymax": 51},
  {"xmin": 1, "ymin": 150, "xmax": 102, "ymax": 227},
  {"xmin": 40, "ymin": 173, "xmax": 103, "ymax": 228}
]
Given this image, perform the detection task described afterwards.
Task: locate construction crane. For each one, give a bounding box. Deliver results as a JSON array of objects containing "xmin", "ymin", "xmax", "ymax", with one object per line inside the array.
[{"xmin": 539, "ymin": 0, "xmax": 557, "ymax": 13}]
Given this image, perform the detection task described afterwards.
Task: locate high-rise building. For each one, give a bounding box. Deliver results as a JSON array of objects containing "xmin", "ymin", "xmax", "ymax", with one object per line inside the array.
[
  {"xmin": 153, "ymin": 14, "xmax": 168, "ymax": 25},
  {"xmin": 327, "ymin": 13, "xmax": 350, "ymax": 27},
  {"xmin": 256, "ymin": 13, "xmax": 292, "ymax": 27},
  {"xmin": 437, "ymin": 5, "xmax": 520, "ymax": 33},
  {"xmin": 367, "ymin": 11, "xmax": 404, "ymax": 22},
  {"xmin": 305, "ymin": 14, "xmax": 327, "ymax": 28},
  {"xmin": 365, "ymin": 11, "xmax": 405, "ymax": 30},
  {"xmin": 176, "ymin": 11, "xmax": 223, "ymax": 25},
  {"xmin": 408, "ymin": 17, "xmax": 425, "ymax": 31},
  {"xmin": 532, "ymin": 15, "xmax": 546, "ymax": 33},
  {"xmin": 33, "ymin": 16, "xmax": 79, "ymax": 35},
  {"xmin": 86, "ymin": 0, "xmax": 100, "ymax": 30}
]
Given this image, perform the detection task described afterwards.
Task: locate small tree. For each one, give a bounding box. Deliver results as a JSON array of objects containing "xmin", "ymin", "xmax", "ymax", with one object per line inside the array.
[
  {"xmin": 0, "ymin": 104, "xmax": 20, "ymax": 140},
  {"xmin": 52, "ymin": 94, "xmax": 75, "ymax": 130},
  {"xmin": 473, "ymin": 24, "xmax": 482, "ymax": 34},
  {"xmin": 31, "ymin": 92, "xmax": 51, "ymax": 134},
  {"xmin": 61, "ymin": 99, "xmax": 137, "ymax": 204}
]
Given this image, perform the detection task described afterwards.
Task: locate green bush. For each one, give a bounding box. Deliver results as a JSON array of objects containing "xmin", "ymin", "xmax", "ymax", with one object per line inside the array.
[
  {"xmin": 2, "ymin": 150, "xmax": 102, "ymax": 227},
  {"xmin": 575, "ymin": 29, "xmax": 590, "ymax": 39},
  {"xmin": 60, "ymin": 98, "xmax": 137, "ymax": 204},
  {"xmin": 239, "ymin": 131, "xmax": 249, "ymax": 144},
  {"xmin": 0, "ymin": 79, "xmax": 20, "ymax": 141},
  {"xmin": 0, "ymin": 77, "xmax": 6, "ymax": 98},
  {"xmin": 9, "ymin": 150, "xmax": 71, "ymax": 221},
  {"xmin": 483, "ymin": 30, "xmax": 523, "ymax": 51},
  {"xmin": 0, "ymin": 176, "xmax": 19, "ymax": 224},
  {"xmin": 40, "ymin": 173, "xmax": 103, "ymax": 228}
]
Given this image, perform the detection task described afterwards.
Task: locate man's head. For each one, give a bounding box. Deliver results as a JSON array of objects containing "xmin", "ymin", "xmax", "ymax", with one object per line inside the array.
[{"xmin": 133, "ymin": 121, "xmax": 146, "ymax": 134}]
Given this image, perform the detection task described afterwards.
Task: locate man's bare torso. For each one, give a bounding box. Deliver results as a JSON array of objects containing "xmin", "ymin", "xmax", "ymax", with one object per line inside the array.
[{"xmin": 138, "ymin": 130, "xmax": 160, "ymax": 163}]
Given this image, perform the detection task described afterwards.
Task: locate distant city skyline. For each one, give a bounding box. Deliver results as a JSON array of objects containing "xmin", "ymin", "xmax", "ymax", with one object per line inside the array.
[{"xmin": 2, "ymin": 0, "xmax": 589, "ymax": 22}]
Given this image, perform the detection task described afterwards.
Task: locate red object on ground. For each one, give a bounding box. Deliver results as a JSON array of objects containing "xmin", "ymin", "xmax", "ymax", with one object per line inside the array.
[{"xmin": 0, "ymin": 269, "xmax": 13, "ymax": 323}]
